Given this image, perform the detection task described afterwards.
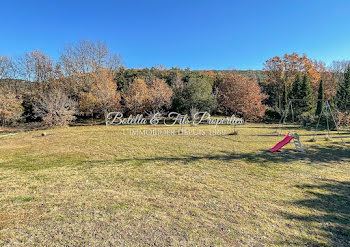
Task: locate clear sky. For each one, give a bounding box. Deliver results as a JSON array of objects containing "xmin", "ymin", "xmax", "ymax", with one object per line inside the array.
[{"xmin": 1, "ymin": 0, "xmax": 350, "ymax": 70}]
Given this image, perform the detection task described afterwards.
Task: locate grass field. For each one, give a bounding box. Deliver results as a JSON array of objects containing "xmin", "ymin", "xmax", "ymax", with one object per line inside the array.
[{"xmin": 0, "ymin": 124, "xmax": 349, "ymax": 246}]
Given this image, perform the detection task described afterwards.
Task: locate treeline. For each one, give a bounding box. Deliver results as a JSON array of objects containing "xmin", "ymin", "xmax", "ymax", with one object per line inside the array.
[
  {"xmin": 263, "ymin": 53, "xmax": 350, "ymax": 125},
  {"xmin": 0, "ymin": 40, "xmax": 349, "ymax": 127}
]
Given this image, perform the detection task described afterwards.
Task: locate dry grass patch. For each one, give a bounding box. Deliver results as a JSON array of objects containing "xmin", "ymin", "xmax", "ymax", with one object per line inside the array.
[{"xmin": 0, "ymin": 124, "xmax": 349, "ymax": 246}]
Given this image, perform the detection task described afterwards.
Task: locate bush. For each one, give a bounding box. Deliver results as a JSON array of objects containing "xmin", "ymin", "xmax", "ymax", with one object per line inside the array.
[
  {"xmin": 264, "ymin": 107, "xmax": 282, "ymax": 121},
  {"xmin": 300, "ymin": 112, "xmax": 317, "ymax": 127},
  {"xmin": 336, "ymin": 111, "xmax": 350, "ymax": 127}
]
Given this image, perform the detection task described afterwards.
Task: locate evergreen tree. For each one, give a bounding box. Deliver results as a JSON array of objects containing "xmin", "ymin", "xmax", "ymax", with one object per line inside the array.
[
  {"xmin": 290, "ymin": 73, "xmax": 302, "ymax": 117},
  {"xmin": 282, "ymin": 82, "xmax": 288, "ymax": 110},
  {"xmin": 299, "ymin": 74, "xmax": 314, "ymax": 113},
  {"xmin": 173, "ymin": 73, "xmax": 217, "ymax": 113},
  {"xmin": 316, "ymin": 80, "xmax": 324, "ymax": 116},
  {"xmin": 344, "ymin": 67, "xmax": 350, "ymax": 111},
  {"xmin": 291, "ymin": 73, "xmax": 302, "ymax": 100},
  {"xmin": 335, "ymin": 65, "xmax": 350, "ymax": 112}
]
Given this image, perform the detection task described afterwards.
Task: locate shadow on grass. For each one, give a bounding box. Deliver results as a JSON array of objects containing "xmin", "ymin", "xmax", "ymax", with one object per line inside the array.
[
  {"xmin": 114, "ymin": 145, "xmax": 350, "ymax": 166},
  {"xmin": 232, "ymin": 130, "xmax": 350, "ymax": 138},
  {"xmin": 276, "ymin": 179, "xmax": 350, "ymax": 246}
]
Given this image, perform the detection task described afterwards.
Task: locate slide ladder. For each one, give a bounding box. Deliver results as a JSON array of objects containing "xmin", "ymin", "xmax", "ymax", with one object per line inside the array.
[{"xmin": 293, "ymin": 139, "xmax": 304, "ymax": 152}]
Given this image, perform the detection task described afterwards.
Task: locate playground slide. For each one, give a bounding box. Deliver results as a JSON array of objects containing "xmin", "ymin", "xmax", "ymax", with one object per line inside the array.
[{"xmin": 269, "ymin": 135, "xmax": 294, "ymax": 152}]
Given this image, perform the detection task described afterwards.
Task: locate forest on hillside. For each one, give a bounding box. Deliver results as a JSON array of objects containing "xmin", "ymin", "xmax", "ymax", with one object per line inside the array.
[{"xmin": 0, "ymin": 40, "xmax": 349, "ymax": 127}]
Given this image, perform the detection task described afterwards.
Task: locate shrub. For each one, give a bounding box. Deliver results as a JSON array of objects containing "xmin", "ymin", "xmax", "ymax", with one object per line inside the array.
[{"xmin": 336, "ymin": 111, "xmax": 350, "ymax": 127}]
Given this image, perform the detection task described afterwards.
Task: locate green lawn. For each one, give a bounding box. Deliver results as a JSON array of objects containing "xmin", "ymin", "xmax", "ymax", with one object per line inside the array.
[{"xmin": 0, "ymin": 124, "xmax": 349, "ymax": 246}]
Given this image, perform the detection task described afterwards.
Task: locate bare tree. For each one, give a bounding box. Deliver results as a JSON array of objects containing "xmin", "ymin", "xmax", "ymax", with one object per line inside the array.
[
  {"xmin": 17, "ymin": 50, "xmax": 60, "ymax": 82},
  {"xmin": 0, "ymin": 55, "xmax": 13, "ymax": 79},
  {"xmin": 59, "ymin": 39, "xmax": 123, "ymax": 76},
  {"xmin": 171, "ymin": 72, "xmax": 184, "ymax": 91},
  {"xmin": 330, "ymin": 60, "xmax": 350, "ymax": 86},
  {"xmin": 0, "ymin": 55, "xmax": 26, "ymax": 94},
  {"xmin": 33, "ymin": 87, "xmax": 77, "ymax": 126}
]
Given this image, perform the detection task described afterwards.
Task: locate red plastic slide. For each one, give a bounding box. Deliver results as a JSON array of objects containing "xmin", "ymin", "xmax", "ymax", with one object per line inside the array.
[{"xmin": 269, "ymin": 135, "xmax": 294, "ymax": 152}]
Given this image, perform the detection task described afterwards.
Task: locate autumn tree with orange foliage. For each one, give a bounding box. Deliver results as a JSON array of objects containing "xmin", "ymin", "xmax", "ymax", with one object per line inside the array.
[
  {"xmin": 317, "ymin": 62, "xmax": 337, "ymax": 100},
  {"xmin": 124, "ymin": 78, "xmax": 153, "ymax": 114},
  {"xmin": 263, "ymin": 53, "xmax": 336, "ymax": 110},
  {"xmin": 149, "ymin": 78, "xmax": 173, "ymax": 111},
  {"xmin": 124, "ymin": 78, "xmax": 173, "ymax": 114},
  {"xmin": 79, "ymin": 92, "xmax": 98, "ymax": 119},
  {"xmin": 217, "ymin": 73, "xmax": 267, "ymax": 121},
  {"xmin": 89, "ymin": 68, "xmax": 121, "ymax": 119},
  {"xmin": 78, "ymin": 68, "xmax": 121, "ymax": 120}
]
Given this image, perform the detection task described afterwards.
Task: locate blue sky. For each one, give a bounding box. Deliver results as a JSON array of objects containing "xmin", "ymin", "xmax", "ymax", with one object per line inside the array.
[{"xmin": 1, "ymin": 0, "xmax": 350, "ymax": 70}]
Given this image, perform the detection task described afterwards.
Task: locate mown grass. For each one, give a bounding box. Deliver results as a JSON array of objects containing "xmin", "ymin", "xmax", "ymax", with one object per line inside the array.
[{"xmin": 0, "ymin": 124, "xmax": 349, "ymax": 246}]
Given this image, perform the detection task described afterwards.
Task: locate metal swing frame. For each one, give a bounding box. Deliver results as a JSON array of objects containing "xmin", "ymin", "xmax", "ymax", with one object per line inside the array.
[{"xmin": 277, "ymin": 99, "xmax": 346, "ymax": 145}]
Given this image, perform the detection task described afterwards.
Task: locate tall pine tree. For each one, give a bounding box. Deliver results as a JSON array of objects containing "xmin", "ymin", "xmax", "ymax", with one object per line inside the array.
[
  {"xmin": 291, "ymin": 73, "xmax": 302, "ymax": 100},
  {"xmin": 299, "ymin": 74, "xmax": 314, "ymax": 113},
  {"xmin": 291, "ymin": 73, "xmax": 303, "ymax": 117},
  {"xmin": 335, "ymin": 65, "xmax": 350, "ymax": 112},
  {"xmin": 282, "ymin": 82, "xmax": 289, "ymax": 110},
  {"xmin": 316, "ymin": 80, "xmax": 324, "ymax": 116}
]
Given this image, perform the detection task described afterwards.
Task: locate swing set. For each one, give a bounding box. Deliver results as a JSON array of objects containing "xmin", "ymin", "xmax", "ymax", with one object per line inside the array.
[{"xmin": 270, "ymin": 99, "xmax": 346, "ymax": 152}]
